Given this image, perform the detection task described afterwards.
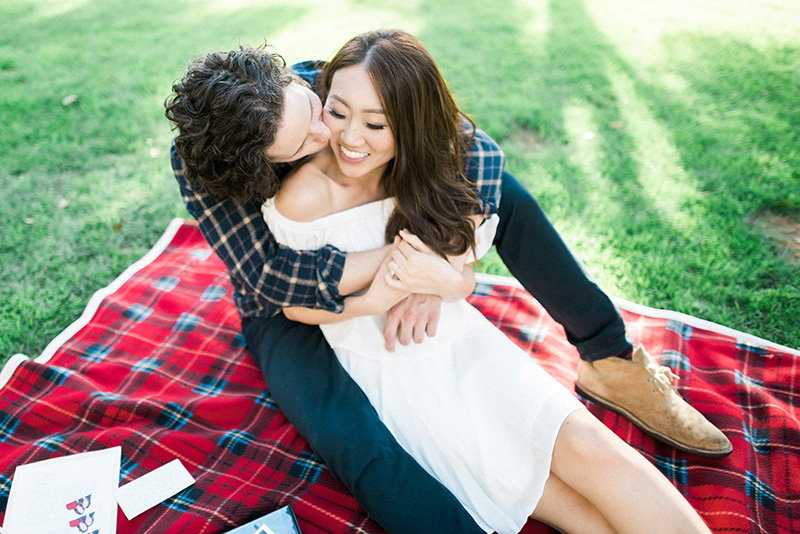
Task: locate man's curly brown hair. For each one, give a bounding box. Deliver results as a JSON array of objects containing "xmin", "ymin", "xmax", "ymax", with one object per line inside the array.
[{"xmin": 165, "ymin": 45, "xmax": 294, "ymax": 204}]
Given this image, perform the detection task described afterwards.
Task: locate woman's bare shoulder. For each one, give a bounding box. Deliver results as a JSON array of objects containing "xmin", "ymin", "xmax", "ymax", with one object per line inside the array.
[{"xmin": 275, "ymin": 153, "xmax": 333, "ymax": 222}]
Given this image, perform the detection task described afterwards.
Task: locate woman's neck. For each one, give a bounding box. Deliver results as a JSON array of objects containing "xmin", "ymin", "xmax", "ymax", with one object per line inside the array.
[{"xmin": 317, "ymin": 149, "xmax": 385, "ymax": 205}]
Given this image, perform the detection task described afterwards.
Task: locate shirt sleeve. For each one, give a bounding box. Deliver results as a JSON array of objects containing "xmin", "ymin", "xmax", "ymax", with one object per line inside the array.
[
  {"xmin": 171, "ymin": 141, "xmax": 347, "ymax": 316},
  {"xmin": 290, "ymin": 60, "xmax": 326, "ymax": 92},
  {"xmin": 463, "ymin": 125, "xmax": 505, "ymax": 218}
]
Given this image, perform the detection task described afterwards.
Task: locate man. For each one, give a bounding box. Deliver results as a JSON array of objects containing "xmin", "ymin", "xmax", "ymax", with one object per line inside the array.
[{"xmin": 165, "ymin": 44, "xmax": 731, "ymax": 533}]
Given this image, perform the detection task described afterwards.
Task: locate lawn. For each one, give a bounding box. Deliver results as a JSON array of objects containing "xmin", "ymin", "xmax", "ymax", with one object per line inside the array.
[{"xmin": 1, "ymin": 0, "xmax": 799, "ymax": 365}]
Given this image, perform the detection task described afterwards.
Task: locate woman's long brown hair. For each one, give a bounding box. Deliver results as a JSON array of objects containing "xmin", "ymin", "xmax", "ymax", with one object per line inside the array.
[{"xmin": 321, "ymin": 29, "xmax": 479, "ymax": 258}]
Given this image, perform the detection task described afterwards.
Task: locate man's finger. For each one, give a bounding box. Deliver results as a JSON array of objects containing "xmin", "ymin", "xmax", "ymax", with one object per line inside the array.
[
  {"xmin": 412, "ymin": 324, "xmax": 425, "ymax": 344},
  {"xmin": 384, "ymin": 308, "xmax": 401, "ymax": 352},
  {"xmin": 397, "ymin": 320, "xmax": 413, "ymax": 346},
  {"xmin": 425, "ymin": 317, "xmax": 438, "ymax": 338}
]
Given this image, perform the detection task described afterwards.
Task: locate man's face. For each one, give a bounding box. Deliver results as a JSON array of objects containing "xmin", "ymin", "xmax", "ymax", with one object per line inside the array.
[{"xmin": 265, "ymin": 82, "xmax": 331, "ymax": 163}]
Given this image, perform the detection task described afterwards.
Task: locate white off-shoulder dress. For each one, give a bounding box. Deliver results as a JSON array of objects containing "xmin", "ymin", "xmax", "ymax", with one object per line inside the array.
[{"xmin": 262, "ymin": 197, "xmax": 583, "ymax": 534}]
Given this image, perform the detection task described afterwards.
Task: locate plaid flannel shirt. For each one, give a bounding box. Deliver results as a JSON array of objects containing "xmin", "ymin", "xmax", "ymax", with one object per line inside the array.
[{"xmin": 172, "ymin": 60, "xmax": 505, "ymax": 319}]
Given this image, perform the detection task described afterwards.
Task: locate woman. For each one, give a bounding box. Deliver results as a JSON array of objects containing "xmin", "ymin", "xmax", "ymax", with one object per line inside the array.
[{"xmin": 262, "ymin": 29, "xmax": 712, "ymax": 534}]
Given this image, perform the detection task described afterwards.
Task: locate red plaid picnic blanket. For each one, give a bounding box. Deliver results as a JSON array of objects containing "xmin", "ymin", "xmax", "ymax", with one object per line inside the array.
[{"xmin": 1, "ymin": 219, "xmax": 798, "ymax": 534}]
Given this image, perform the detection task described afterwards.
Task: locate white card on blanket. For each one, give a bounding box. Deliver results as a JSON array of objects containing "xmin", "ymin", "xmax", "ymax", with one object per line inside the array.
[
  {"xmin": 3, "ymin": 446, "xmax": 121, "ymax": 534},
  {"xmin": 115, "ymin": 458, "xmax": 195, "ymax": 520}
]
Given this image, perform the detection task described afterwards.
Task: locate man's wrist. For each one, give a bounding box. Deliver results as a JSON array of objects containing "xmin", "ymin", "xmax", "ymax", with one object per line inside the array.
[{"xmin": 339, "ymin": 245, "xmax": 392, "ymax": 296}]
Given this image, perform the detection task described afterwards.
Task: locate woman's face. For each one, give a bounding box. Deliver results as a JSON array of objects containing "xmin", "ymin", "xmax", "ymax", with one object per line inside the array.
[{"xmin": 323, "ymin": 64, "xmax": 396, "ymax": 183}]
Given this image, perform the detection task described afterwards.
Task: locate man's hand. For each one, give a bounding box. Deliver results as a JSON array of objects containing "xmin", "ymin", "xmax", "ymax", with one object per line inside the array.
[{"xmin": 384, "ymin": 293, "xmax": 442, "ymax": 351}]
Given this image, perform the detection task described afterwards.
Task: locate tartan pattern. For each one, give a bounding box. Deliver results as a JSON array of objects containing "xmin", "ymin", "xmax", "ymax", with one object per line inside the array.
[{"xmin": 0, "ymin": 220, "xmax": 798, "ymax": 534}]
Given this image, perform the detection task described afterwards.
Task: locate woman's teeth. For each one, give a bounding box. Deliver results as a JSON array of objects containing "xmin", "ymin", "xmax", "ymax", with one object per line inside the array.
[{"xmin": 341, "ymin": 146, "xmax": 368, "ymax": 159}]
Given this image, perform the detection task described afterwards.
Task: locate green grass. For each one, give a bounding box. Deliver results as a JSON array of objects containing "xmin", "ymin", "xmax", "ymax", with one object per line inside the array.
[{"xmin": 2, "ymin": 0, "xmax": 799, "ymax": 364}]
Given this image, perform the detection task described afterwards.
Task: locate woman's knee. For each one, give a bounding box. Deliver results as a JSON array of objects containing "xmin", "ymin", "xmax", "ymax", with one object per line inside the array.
[{"xmin": 552, "ymin": 409, "xmax": 634, "ymax": 476}]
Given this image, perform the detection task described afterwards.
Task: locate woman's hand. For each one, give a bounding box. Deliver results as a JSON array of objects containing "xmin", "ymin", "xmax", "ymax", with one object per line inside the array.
[
  {"xmin": 361, "ymin": 249, "xmax": 413, "ymax": 312},
  {"xmin": 386, "ymin": 230, "xmax": 476, "ymax": 301}
]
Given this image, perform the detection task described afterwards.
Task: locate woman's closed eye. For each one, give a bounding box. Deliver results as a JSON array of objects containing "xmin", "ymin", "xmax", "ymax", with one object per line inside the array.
[
  {"xmin": 327, "ymin": 107, "xmax": 386, "ymax": 131},
  {"xmin": 327, "ymin": 107, "xmax": 346, "ymax": 119}
]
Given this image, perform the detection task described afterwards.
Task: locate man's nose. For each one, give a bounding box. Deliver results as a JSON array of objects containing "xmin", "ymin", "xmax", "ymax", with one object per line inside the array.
[{"xmin": 311, "ymin": 118, "xmax": 331, "ymax": 144}]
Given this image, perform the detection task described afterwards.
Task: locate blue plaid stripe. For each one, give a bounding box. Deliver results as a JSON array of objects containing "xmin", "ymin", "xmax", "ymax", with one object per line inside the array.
[
  {"xmin": 219, "ymin": 430, "xmax": 256, "ymax": 455},
  {"xmin": 653, "ymin": 454, "xmax": 689, "ymax": 485},
  {"xmin": 189, "ymin": 248, "xmax": 212, "ymax": 260},
  {"xmin": 660, "ymin": 350, "xmax": 691, "ymax": 372},
  {"xmin": 746, "ymin": 471, "xmax": 776, "ymax": 511},
  {"xmin": 124, "ymin": 303, "xmax": 153, "ymax": 322},
  {"xmin": 91, "ymin": 391, "xmax": 126, "ymax": 402},
  {"xmin": 83, "ymin": 343, "xmax": 112, "ymax": 362},
  {"xmin": 519, "ymin": 324, "xmax": 547, "ymax": 343},
  {"xmin": 289, "ymin": 450, "xmax": 324, "ymax": 483},
  {"xmin": 735, "ymin": 369, "xmax": 764, "ymax": 390},
  {"xmin": 156, "ymin": 402, "xmax": 192, "ymax": 430},
  {"xmin": 0, "ymin": 473, "xmax": 11, "ymax": 511},
  {"xmin": 201, "ymin": 285, "xmax": 227, "ymax": 301},
  {"xmin": 254, "ymin": 391, "xmax": 278, "ymax": 409},
  {"xmin": 174, "ymin": 312, "xmax": 203, "ymax": 332},
  {"xmin": 41, "ymin": 366, "xmax": 72, "ymax": 385},
  {"xmin": 195, "ymin": 374, "xmax": 227, "ymax": 395},
  {"xmin": 231, "ymin": 333, "xmax": 246, "ymax": 348},
  {"xmin": 665, "ymin": 320, "xmax": 693, "ymax": 339},
  {"xmin": 120, "ymin": 457, "xmax": 138, "ymax": 479},
  {"xmin": 743, "ymin": 420, "xmax": 772, "ymax": 454},
  {"xmin": 35, "ymin": 433, "xmax": 66, "ymax": 451},
  {"xmin": 164, "ymin": 486, "xmax": 202, "ymax": 513},
  {"xmin": 736, "ymin": 342, "xmax": 769, "ymax": 356},
  {"xmin": 153, "ymin": 276, "xmax": 180, "ymax": 291},
  {"xmin": 471, "ymin": 282, "xmax": 494, "ymax": 296},
  {"xmin": 0, "ymin": 413, "xmax": 20, "ymax": 442},
  {"xmin": 133, "ymin": 357, "xmax": 164, "ymax": 372}
]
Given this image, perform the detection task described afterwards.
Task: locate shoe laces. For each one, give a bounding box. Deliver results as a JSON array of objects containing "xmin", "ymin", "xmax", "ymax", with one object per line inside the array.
[{"xmin": 649, "ymin": 364, "xmax": 678, "ymax": 393}]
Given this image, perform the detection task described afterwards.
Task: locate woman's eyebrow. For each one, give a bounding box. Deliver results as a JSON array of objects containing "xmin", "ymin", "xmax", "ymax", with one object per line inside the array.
[{"xmin": 330, "ymin": 94, "xmax": 384, "ymax": 115}]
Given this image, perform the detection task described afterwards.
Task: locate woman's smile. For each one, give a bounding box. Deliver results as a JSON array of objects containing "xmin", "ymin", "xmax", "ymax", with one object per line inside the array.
[{"xmin": 339, "ymin": 145, "xmax": 370, "ymax": 162}]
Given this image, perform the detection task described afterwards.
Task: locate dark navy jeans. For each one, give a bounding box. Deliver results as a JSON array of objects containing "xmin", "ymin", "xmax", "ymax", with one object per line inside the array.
[{"xmin": 242, "ymin": 171, "xmax": 632, "ymax": 533}]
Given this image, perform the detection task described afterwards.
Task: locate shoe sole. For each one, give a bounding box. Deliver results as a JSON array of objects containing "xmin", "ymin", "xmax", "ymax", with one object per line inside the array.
[{"xmin": 575, "ymin": 383, "xmax": 733, "ymax": 458}]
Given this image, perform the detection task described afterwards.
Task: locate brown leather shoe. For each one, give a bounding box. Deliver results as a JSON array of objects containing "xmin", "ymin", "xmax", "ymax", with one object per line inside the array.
[{"xmin": 576, "ymin": 346, "xmax": 732, "ymax": 458}]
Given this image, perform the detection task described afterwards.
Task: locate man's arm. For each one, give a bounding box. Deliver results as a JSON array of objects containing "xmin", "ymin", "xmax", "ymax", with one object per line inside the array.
[
  {"xmin": 172, "ymin": 142, "xmax": 383, "ymax": 316},
  {"xmin": 284, "ymin": 251, "xmax": 410, "ymax": 324}
]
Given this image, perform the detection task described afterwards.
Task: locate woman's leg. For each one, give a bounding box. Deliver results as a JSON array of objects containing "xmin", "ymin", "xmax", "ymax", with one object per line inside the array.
[
  {"xmin": 531, "ymin": 473, "xmax": 616, "ymax": 534},
  {"xmin": 548, "ymin": 409, "xmax": 712, "ymax": 534},
  {"xmin": 242, "ymin": 314, "xmax": 485, "ymax": 534}
]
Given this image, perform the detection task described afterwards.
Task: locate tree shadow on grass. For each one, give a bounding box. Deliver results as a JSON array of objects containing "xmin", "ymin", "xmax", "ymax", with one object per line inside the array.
[
  {"xmin": 623, "ymin": 33, "xmax": 800, "ymax": 345},
  {"xmin": 411, "ymin": 0, "xmax": 799, "ymax": 348}
]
